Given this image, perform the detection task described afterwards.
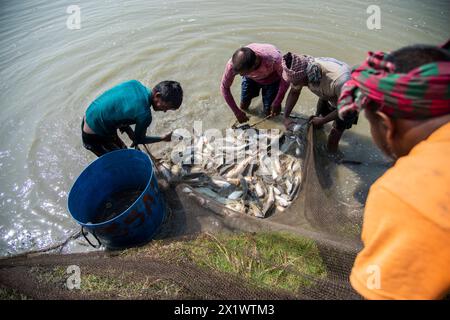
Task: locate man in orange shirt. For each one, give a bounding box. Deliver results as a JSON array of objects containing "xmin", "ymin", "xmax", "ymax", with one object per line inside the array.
[{"xmin": 337, "ymin": 42, "xmax": 450, "ymax": 299}]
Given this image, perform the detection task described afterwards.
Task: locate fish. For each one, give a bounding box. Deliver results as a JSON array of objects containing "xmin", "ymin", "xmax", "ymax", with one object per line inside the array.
[
  {"xmin": 254, "ymin": 182, "xmax": 265, "ymax": 198},
  {"xmin": 228, "ymin": 190, "xmax": 243, "ymax": 200},
  {"xmin": 249, "ymin": 202, "xmax": 264, "ymax": 218},
  {"xmin": 226, "ymin": 201, "xmax": 245, "ymax": 212},
  {"xmin": 218, "ymin": 162, "xmax": 236, "ymax": 176},
  {"xmin": 280, "ymin": 139, "xmax": 294, "ymax": 153},
  {"xmin": 259, "ymin": 154, "xmax": 279, "ymax": 180},
  {"xmin": 292, "ymin": 161, "xmax": 301, "ymax": 173},
  {"xmin": 261, "ymin": 187, "xmax": 275, "ymax": 217},
  {"xmin": 225, "ymin": 155, "xmax": 255, "ymax": 179},
  {"xmin": 171, "ymin": 164, "xmax": 181, "ymax": 176},
  {"xmin": 205, "ymin": 161, "xmax": 215, "ymax": 171},
  {"xmin": 285, "ymin": 179, "xmax": 293, "ymax": 195},
  {"xmin": 195, "ymin": 187, "xmax": 230, "ymax": 204},
  {"xmin": 210, "ymin": 176, "xmax": 231, "ymax": 189},
  {"xmin": 288, "ymin": 176, "xmax": 301, "ymax": 201},
  {"xmin": 273, "ymin": 186, "xmax": 282, "ymax": 196},
  {"xmin": 239, "ymin": 176, "xmax": 249, "ymax": 200},
  {"xmin": 275, "ymin": 195, "xmax": 290, "ymax": 207},
  {"xmin": 292, "ymin": 123, "xmax": 303, "ymax": 133},
  {"xmin": 272, "ymin": 157, "xmax": 282, "ymax": 176},
  {"xmin": 242, "ymin": 161, "xmax": 257, "ymax": 177},
  {"xmin": 160, "ymin": 124, "xmax": 306, "ymax": 218},
  {"xmin": 182, "ymin": 187, "xmax": 192, "ymax": 193},
  {"xmin": 158, "ymin": 163, "xmax": 172, "ymax": 181}
]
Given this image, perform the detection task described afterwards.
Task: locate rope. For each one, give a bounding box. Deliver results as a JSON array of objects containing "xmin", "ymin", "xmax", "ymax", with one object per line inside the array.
[{"xmin": 1, "ymin": 229, "xmax": 82, "ymax": 259}]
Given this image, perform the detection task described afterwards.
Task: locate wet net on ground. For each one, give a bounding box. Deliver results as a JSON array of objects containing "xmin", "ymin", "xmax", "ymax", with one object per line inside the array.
[{"xmin": 0, "ymin": 124, "xmax": 369, "ymax": 300}]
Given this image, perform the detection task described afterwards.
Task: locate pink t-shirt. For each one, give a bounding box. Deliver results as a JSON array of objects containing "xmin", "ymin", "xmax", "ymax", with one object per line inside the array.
[{"xmin": 220, "ymin": 43, "xmax": 289, "ymax": 114}]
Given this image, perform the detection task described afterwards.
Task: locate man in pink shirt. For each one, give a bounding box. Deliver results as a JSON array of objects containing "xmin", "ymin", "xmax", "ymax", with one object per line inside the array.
[{"xmin": 220, "ymin": 43, "xmax": 289, "ymax": 123}]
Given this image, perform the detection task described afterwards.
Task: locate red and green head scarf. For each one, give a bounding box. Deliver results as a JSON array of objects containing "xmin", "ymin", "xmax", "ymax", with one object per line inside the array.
[{"xmin": 337, "ymin": 46, "xmax": 450, "ymax": 120}]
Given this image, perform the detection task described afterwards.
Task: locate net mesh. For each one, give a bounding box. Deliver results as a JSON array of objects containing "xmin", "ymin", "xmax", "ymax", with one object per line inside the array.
[{"xmin": 0, "ymin": 124, "xmax": 368, "ymax": 300}]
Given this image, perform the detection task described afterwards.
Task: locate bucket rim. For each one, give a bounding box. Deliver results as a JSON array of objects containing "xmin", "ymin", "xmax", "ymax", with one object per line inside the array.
[{"xmin": 68, "ymin": 149, "xmax": 155, "ymax": 227}]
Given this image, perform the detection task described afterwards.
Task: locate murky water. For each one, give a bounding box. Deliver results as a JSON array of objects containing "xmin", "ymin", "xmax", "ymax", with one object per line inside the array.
[{"xmin": 0, "ymin": 0, "xmax": 448, "ymax": 256}]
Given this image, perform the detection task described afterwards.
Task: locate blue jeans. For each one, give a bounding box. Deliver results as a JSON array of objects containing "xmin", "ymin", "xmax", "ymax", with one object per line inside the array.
[{"xmin": 241, "ymin": 77, "xmax": 280, "ymax": 114}]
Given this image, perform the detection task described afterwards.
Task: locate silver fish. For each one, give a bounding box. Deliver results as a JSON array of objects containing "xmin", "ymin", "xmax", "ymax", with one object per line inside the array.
[
  {"xmin": 254, "ymin": 182, "xmax": 265, "ymax": 198},
  {"xmin": 225, "ymin": 155, "xmax": 255, "ymax": 179},
  {"xmin": 158, "ymin": 164, "xmax": 172, "ymax": 181},
  {"xmin": 239, "ymin": 176, "xmax": 249, "ymax": 200},
  {"xmin": 171, "ymin": 164, "xmax": 181, "ymax": 176},
  {"xmin": 275, "ymin": 195, "xmax": 290, "ymax": 207},
  {"xmin": 285, "ymin": 179, "xmax": 293, "ymax": 195},
  {"xmin": 288, "ymin": 176, "xmax": 301, "ymax": 201},
  {"xmin": 218, "ymin": 162, "xmax": 236, "ymax": 176},
  {"xmin": 211, "ymin": 177, "xmax": 231, "ymax": 188},
  {"xmin": 273, "ymin": 186, "xmax": 282, "ymax": 196},
  {"xmin": 292, "ymin": 161, "xmax": 301, "ymax": 172},
  {"xmin": 249, "ymin": 202, "xmax": 264, "ymax": 218},
  {"xmin": 261, "ymin": 187, "xmax": 275, "ymax": 217},
  {"xmin": 228, "ymin": 190, "xmax": 243, "ymax": 200},
  {"xmin": 226, "ymin": 201, "xmax": 245, "ymax": 212}
]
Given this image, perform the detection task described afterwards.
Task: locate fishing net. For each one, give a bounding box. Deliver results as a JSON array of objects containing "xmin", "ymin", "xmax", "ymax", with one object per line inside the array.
[
  {"xmin": 0, "ymin": 121, "xmax": 370, "ymax": 300},
  {"xmin": 160, "ymin": 123, "xmax": 365, "ymax": 300}
]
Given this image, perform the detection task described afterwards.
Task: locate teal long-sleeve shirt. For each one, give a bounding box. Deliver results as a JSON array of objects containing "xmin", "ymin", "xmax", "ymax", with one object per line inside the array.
[{"xmin": 85, "ymin": 80, "xmax": 162, "ymax": 144}]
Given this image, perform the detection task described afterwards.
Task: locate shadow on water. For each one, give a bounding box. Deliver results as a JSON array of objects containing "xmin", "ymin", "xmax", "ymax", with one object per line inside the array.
[{"xmin": 326, "ymin": 128, "xmax": 392, "ymax": 205}]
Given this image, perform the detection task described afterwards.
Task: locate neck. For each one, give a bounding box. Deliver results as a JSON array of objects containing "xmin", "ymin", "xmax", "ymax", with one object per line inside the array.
[{"xmin": 396, "ymin": 114, "xmax": 450, "ymax": 156}]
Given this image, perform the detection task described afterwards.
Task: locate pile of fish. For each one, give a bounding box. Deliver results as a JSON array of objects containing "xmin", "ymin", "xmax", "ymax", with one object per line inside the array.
[{"xmin": 155, "ymin": 123, "xmax": 307, "ymax": 218}]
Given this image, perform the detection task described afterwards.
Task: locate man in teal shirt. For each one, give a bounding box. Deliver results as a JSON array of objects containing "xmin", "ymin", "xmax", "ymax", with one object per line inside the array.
[{"xmin": 82, "ymin": 80, "xmax": 183, "ymax": 156}]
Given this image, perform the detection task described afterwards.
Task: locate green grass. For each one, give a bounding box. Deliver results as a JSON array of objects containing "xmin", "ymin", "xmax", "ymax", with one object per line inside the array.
[
  {"xmin": 0, "ymin": 287, "xmax": 30, "ymax": 300},
  {"xmin": 80, "ymin": 274, "xmax": 182, "ymax": 298},
  {"xmin": 181, "ymin": 232, "xmax": 327, "ymax": 294},
  {"xmin": 21, "ymin": 232, "xmax": 328, "ymax": 297},
  {"xmin": 29, "ymin": 265, "xmax": 183, "ymax": 298}
]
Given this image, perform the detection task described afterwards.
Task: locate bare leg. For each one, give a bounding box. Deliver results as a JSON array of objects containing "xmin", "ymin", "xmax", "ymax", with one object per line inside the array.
[{"xmin": 327, "ymin": 127, "xmax": 343, "ymax": 153}]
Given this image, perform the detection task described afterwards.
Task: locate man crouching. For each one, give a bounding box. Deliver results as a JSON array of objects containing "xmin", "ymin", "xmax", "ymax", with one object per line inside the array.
[{"xmin": 81, "ymin": 80, "xmax": 182, "ymax": 157}]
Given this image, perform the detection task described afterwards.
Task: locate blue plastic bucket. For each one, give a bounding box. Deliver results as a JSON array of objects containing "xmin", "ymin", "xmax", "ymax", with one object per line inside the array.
[{"xmin": 68, "ymin": 149, "xmax": 166, "ymax": 250}]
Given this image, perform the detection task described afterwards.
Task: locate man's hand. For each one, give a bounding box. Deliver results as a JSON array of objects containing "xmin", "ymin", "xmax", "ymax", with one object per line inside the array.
[
  {"xmin": 236, "ymin": 111, "xmax": 250, "ymax": 124},
  {"xmin": 162, "ymin": 131, "xmax": 173, "ymax": 142},
  {"xmin": 309, "ymin": 116, "xmax": 326, "ymax": 128},
  {"xmin": 283, "ymin": 117, "xmax": 295, "ymax": 130},
  {"xmin": 270, "ymin": 105, "xmax": 281, "ymax": 117}
]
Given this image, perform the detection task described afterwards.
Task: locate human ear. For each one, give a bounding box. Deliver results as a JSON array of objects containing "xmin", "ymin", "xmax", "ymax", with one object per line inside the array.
[{"xmin": 375, "ymin": 110, "xmax": 398, "ymax": 159}]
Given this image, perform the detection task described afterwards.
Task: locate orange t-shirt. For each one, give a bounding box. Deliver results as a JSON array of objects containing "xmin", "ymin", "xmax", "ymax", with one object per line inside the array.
[{"xmin": 350, "ymin": 122, "xmax": 450, "ymax": 300}]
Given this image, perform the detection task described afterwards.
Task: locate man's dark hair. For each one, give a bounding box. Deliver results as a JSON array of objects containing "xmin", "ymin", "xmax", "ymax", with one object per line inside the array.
[
  {"xmin": 232, "ymin": 47, "xmax": 257, "ymax": 73},
  {"xmin": 154, "ymin": 80, "xmax": 183, "ymax": 109},
  {"xmin": 386, "ymin": 44, "xmax": 450, "ymax": 73}
]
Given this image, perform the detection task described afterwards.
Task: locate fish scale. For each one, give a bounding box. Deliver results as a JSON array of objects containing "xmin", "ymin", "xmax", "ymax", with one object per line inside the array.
[{"xmin": 159, "ymin": 126, "xmax": 304, "ymax": 218}]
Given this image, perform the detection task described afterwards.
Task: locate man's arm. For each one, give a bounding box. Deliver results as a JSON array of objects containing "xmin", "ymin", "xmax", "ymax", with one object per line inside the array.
[
  {"xmin": 220, "ymin": 62, "xmax": 248, "ymax": 123},
  {"xmin": 282, "ymin": 86, "xmax": 303, "ymax": 128},
  {"xmin": 310, "ymin": 109, "xmax": 339, "ymax": 127},
  {"xmin": 283, "ymin": 86, "xmax": 302, "ymax": 118},
  {"xmin": 270, "ymin": 59, "xmax": 291, "ymax": 115},
  {"xmin": 133, "ymin": 119, "xmax": 170, "ymax": 145},
  {"xmin": 270, "ymin": 77, "xmax": 290, "ymax": 114}
]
